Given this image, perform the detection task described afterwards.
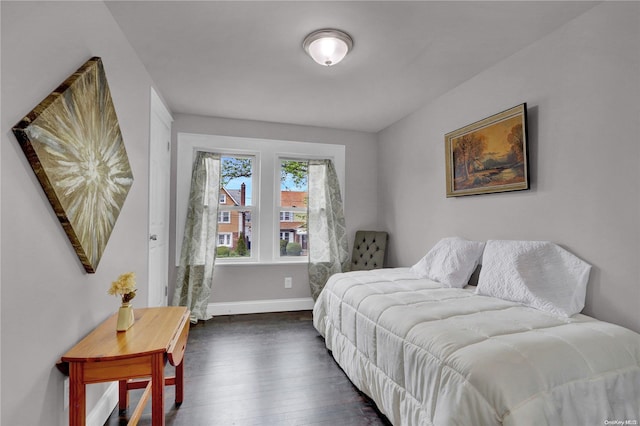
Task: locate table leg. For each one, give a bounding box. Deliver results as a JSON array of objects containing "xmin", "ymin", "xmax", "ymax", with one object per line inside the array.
[
  {"xmin": 69, "ymin": 362, "xmax": 86, "ymax": 426},
  {"xmin": 175, "ymin": 358, "xmax": 184, "ymax": 405},
  {"xmin": 151, "ymin": 353, "xmax": 165, "ymax": 426},
  {"xmin": 118, "ymin": 379, "xmax": 129, "ymax": 412}
]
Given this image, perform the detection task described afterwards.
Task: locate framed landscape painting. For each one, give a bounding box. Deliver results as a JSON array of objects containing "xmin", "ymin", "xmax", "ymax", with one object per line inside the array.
[
  {"xmin": 12, "ymin": 57, "xmax": 133, "ymax": 273},
  {"xmin": 445, "ymin": 103, "xmax": 528, "ymax": 197}
]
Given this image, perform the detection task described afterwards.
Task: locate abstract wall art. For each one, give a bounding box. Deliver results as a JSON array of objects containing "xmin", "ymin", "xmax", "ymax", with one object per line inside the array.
[{"xmin": 12, "ymin": 57, "xmax": 133, "ymax": 273}]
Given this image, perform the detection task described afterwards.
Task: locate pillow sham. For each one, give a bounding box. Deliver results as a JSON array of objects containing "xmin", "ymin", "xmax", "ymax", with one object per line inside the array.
[
  {"xmin": 410, "ymin": 237, "xmax": 485, "ymax": 288},
  {"xmin": 476, "ymin": 240, "xmax": 591, "ymax": 317}
]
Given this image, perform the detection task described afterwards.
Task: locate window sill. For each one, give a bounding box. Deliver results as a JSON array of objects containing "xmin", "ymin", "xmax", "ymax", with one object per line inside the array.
[{"xmin": 214, "ymin": 260, "xmax": 308, "ymax": 267}]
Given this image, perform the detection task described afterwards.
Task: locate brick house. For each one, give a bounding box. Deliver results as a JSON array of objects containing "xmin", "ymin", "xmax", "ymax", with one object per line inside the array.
[
  {"xmin": 279, "ymin": 190, "xmax": 307, "ymax": 252},
  {"xmin": 217, "ymin": 185, "xmax": 250, "ymax": 251},
  {"xmin": 217, "ymin": 187, "xmax": 308, "ymax": 254}
]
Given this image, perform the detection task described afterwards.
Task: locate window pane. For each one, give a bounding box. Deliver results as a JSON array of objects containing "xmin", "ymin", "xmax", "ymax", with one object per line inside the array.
[
  {"xmin": 218, "ymin": 211, "xmax": 231, "ymax": 223},
  {"xmin": 216, "ymin": 211, "xmax": 251, "ymax": 258},
  {"xmin": 280, "ymin": 211, "xmax": 295, "ymax": 222},
  {"xmin": 220, "ymin": 156, "xmax": 253, "ymax": 206},
  {"xmin": 279, "ymin": 212, "xmax": 307, "ymax": 257},
  {"xmin": 217, "ymin": 156, "xmax": 253, "ymax": 258},
  {"xmin": 279, "ymin": 160, "xmax": 308, "ymax": 257},
  {"xmin": 280, "ymin": 160, "xmax": 308, "ymax": 206},
  {"xmin": 218, "ymin": 233, "xmax": 232, "ymax": 246}
]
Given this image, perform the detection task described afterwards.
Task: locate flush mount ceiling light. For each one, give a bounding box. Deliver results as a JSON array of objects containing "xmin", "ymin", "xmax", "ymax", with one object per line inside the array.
[{"xmin": 303, "ymin": 29, "xmax": 353, "ymax": 67}]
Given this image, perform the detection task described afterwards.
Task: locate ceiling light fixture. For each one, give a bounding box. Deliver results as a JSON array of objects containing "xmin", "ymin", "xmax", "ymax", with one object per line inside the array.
[{"xmin": 303, "ymin": 29, "xmax": 353, "ymax": 67}]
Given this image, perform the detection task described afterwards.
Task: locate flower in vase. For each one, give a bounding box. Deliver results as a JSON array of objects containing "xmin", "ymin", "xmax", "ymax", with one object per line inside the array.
[{"xmin": 108, "ymin": 272, "xmax": 137, "ymax": 304}]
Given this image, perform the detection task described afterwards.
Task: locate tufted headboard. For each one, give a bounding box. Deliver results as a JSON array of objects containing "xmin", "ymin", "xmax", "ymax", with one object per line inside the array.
[{"xmin": 350, "ymin": 230, "xmax": 388, "ymax": 271}]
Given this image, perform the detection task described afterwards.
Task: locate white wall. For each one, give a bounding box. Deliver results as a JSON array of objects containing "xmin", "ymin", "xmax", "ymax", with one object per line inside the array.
[
  {"xmin": 170, "ymin": 114, "xmax": 378, "ymax": 304},
  {"xmin": 378, "ymin": 2, "xmax": 640, "ymax": 333},
  {"xmin": 1, "ymin": 2, "xmax": 156, "ymax": 424},
  {"xmin": 2, "ymin": 2, "xmax": 637, "ymax": 424}
]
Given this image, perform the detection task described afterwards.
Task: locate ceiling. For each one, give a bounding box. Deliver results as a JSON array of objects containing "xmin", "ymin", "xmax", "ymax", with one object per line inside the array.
[{"xmin": 106, "ymin": 1, "xmax": 598, "ymax": 133}]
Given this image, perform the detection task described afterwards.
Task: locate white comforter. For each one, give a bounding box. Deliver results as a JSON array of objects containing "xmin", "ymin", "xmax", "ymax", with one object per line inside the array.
[{"xmin": 313, "ymin": 268, "xmax": 640, "ymax": 426}]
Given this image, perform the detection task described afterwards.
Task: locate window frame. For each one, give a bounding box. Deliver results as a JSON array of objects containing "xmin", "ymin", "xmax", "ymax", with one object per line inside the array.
[
  {"xmin": 176, "ymin": 133, "xmax": 345, "ymax": 266},
  {"xmin": 217, "ymin": 232, "xmax": 233, "ymax": 247},
  {"xmin": 215, "ymin": 154, "xmax": 257, "ymax": 263},
  {"xmin": 280, "ymin": 211, "xmax": 294, "ymax": 222},
  {"xmin": 217, "ymin": 211, "xmax": 231, "ymax": 224},
  {"xmin": 279, "ymin": 231, "xmax": 293, "ymax": 242}
]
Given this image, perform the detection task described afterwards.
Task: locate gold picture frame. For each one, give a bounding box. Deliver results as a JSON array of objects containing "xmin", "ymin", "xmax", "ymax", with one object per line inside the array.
[
  {"xmin": 445, "ymin": 103, "xmax": 528, "ymax": 197},
  {"xmin": 12, "ymin": 57, "xmax": 133, "ymax": 273}
]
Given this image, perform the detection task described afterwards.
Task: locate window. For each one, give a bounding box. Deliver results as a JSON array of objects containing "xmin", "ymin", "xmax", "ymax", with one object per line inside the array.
[
  {"xmin": 218, "ymin": 211, "xmax": 231, "ymax": 223},
  {"xmin": 176, "ymin": 133, "xmax": 345, "ymax": 265},
  {"xmin": 279, "ymin": 160, "xmax": 308, "ymax": 258},
  {"xmin": 218, "ymin": 233, "xmax": 232, "ymax": 246},
  {"xmin": 280, "ymin": 232, "xmax": 293, "ymax": 242},
  {"xmin": 216, "ymin": 155, "xmax": 254, "ymax": 259},
  {"xmin": 280, "ymin": 211, "xmax": 294, "ymax": 222}
]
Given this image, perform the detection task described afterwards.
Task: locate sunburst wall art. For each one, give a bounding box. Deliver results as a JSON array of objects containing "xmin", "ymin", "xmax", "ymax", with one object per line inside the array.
[{"xmin": 12, "ymin": 57, "xmax": 133, "ymax": 273}]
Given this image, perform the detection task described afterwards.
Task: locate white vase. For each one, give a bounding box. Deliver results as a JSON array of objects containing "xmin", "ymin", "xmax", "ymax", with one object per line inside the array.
[{"xmin": 116, "ymin": 302, "xmax": 134, "ymax": 331}]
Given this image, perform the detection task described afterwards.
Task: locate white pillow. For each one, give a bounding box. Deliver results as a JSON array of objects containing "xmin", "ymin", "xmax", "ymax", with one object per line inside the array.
[
  {"xmin": 410, "ymin": 237, "xmax": 485, "ymax": 288},
  {"xmin": 476, "ymin": 240, "xmax": 591, "ymax": 317}
]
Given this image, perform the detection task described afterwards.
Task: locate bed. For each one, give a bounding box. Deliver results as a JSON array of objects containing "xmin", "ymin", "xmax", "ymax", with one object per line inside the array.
[{"xmin": 313, "ymin": 238, "xmax": 640, "ymax": 426}]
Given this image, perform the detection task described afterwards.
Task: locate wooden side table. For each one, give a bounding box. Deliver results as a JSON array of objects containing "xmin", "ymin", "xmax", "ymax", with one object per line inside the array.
[{"xmin": 58, "ymin": 306, "xmax": 190, "ymax": 426}]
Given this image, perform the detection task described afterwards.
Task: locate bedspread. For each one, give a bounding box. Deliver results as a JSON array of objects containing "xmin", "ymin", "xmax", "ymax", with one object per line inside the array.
[{"xmin": 313, "ymin": 268, "xmax": 640, "ymax": 426}]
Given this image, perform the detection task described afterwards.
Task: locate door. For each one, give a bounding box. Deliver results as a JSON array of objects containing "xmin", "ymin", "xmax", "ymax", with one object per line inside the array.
[{"xmin": 148, "ymin": 88, "xmax": 172, "ymax": 307}]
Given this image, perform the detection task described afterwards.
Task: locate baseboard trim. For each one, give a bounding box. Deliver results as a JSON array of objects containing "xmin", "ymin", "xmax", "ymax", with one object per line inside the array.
[
  {"xmin": 87, "ymin": 382, "xmax": 118, "ymax": 426},
  {"xmin": 208, "ymin": 297, "xmax": 315, "ymax": 316}
]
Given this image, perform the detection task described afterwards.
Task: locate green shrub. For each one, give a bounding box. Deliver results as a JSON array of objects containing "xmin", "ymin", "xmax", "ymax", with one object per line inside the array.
[
  {"xmin": 236, "ymin": 233, "xmax": 247, "ymax": 256},
  {"xmin": 286, "ymin": 242, "xmax": 302, "ymax": 256},
  {"xmin": 280, "ymin": 239, "xmax": 288, "ymax": 255},
  {"xmin": 216, "ymin": 246, "xmax": 230, "ymax": 257}
]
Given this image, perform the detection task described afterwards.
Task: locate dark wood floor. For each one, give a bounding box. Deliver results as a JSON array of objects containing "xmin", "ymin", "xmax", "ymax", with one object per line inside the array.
[{"xmin": 105, "ymin": 310, "xmax": 391, "ymax": 425}]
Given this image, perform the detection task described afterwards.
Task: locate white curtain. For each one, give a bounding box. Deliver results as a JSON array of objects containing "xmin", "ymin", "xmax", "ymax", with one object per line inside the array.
[
  {"xmin": 307, "ymin": 159, "xmax": 349, "ymax": 300},
  {"xmin": 173, "ymin": 151, "xmax": 220, "ymax": 322}
]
